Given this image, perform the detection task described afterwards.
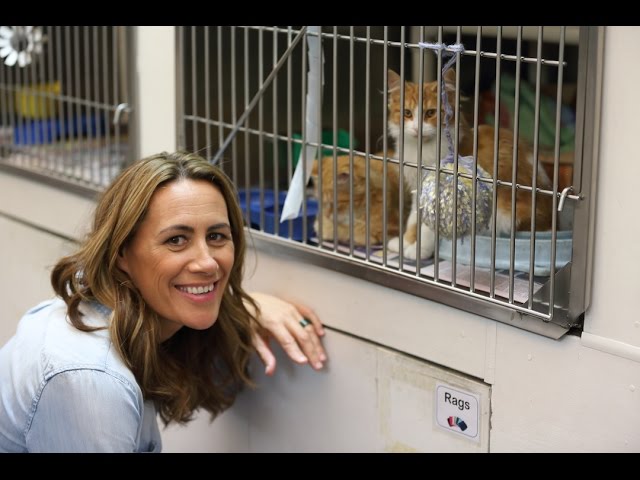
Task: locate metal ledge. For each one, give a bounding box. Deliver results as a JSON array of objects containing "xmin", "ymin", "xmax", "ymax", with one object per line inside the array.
[
  {"xmin": 249, "ymin": 232, "xmax": 571, "ymax": 340},
  {"xmin": 0, "ymin": 161, "xmax": 102, "ymax": 199}
]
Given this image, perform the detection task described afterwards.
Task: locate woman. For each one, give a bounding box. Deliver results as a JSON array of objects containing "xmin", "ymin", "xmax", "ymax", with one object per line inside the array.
[{"xmin": 0, "ymin": 151, "xmax": 327, "ymax": 452}]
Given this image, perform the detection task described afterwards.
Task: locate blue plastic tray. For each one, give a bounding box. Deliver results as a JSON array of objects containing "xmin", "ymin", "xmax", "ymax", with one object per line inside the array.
[
  {"xmin": 439, "ymin": 230, "xmax": 572, "ymax": 276},
  {"xmin": 238, "ymin": 188, "xmax": 317, "ymax": 241},
  {"xmin": 13, "ymin": 114, "xmax": 107, "ymax": 145}
]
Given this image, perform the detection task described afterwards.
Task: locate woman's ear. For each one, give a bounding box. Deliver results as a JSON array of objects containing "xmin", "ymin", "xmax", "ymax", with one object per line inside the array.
[{"xmin": 116, "ymin": 248, "xmax": 130, "ymax": 275}]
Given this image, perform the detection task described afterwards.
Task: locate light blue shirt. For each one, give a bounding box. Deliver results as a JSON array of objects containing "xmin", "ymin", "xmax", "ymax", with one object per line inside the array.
[{"xmin": 0, "ymin": 297, "xmax": 162, "ymax": 452}]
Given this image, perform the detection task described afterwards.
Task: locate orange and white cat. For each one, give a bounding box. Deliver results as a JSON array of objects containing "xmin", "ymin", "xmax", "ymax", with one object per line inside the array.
[
  {"xmin": 312, "ymin": 154, "xmax": 410, "ymax": 246},
  {"xmin": 386, "ymin": 68, "xmax": 552, "ymax": 260}
]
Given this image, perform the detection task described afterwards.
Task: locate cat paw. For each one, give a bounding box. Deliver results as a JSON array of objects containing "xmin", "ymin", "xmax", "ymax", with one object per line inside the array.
[
  {"xmin": 403, "ymin": 240, "xmax": 435, "ymax": 261},
  {"xmin": 403, "ymin": 242, "xmax": 418, "ymax": 260},
  {"xmin": 420, "ymin": 232, "xmax": 436, "ymax": 259},
  {"xmin": 387, "ymin": 236, "xmax": 401, "ymax": 252}
]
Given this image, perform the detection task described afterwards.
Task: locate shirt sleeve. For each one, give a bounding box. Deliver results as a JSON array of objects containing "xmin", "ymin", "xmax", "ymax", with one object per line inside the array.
[{"xmin": 26, "ymin": 369, "xmax": 144, "ymax": 452}]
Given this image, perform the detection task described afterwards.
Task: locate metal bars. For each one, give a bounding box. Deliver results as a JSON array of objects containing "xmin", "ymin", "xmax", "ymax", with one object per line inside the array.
[
  {"xmin": 0, "ymin": 26, "xmax": 133, "ymax": 194},
  {"xmin": 177, "ymin": 26, "xmax": 596, "ymax": 339}
]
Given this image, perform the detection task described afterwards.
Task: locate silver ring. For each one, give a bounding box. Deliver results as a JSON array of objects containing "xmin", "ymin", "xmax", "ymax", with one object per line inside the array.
[{"xmin": 299, "ymin": 318, "xmax": 312, "ymax": 328}]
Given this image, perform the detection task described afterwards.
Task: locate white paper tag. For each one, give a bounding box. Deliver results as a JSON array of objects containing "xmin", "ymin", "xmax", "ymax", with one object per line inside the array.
[{"xmin": 280, "ymin": 25, "xmax": 323, "ymax": 222}]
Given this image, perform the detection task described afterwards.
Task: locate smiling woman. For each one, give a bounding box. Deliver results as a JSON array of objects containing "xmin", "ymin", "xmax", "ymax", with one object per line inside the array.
[
  {"xmin": 0, "ymin": 151, "xmax": 327, "ymax": 453},
  {"xmin": 117, "ymin": 179, "xmax": 236, "ymax": 341}
]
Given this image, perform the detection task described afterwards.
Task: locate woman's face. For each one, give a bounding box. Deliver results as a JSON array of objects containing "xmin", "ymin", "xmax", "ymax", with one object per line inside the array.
[{"xmin": 117, "ymin": 179, "xmax": 235, "ymax": 341}]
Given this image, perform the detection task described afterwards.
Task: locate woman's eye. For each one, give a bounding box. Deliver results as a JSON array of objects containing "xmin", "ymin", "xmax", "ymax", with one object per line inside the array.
[
  {"xmin": 167, "ymin": 236, "xmax": 186, "ymax": 246},
  {"xmin": 403, "ymin": 109, "xmax": 413, "ymax": 118},
  {"xmin": 208, "ymin": 232, "xmax": 228, "ymax": 244},
  {"xmin": 425, "ymin": 108, "xmax": 436, "ymax": 118}
]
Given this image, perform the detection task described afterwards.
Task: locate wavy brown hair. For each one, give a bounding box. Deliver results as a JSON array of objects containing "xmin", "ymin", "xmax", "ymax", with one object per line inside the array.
[{"xmin": 51, "ymin": 151, "xmax": 259, "ymax": 425}]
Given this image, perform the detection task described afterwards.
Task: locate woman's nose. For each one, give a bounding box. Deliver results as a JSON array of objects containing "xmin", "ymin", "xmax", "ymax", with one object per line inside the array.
[{"xmin": 189, "ymin": 241, "xmax": 219, "ymax": 275}]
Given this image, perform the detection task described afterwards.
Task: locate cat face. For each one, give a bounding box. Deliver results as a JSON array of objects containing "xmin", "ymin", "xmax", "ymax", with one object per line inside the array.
[{"xmin": 387, "ymin": 69, "xmax": 461, "ymax": 144}]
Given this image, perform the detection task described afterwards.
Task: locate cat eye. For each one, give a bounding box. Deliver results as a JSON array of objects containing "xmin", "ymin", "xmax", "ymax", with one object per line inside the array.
[
  {"xmin": 425, "ymin": 108, "xmax": 437, "ymax": 118},
  {"xmin": 403, "ymin": 109, "xmax": 413, "ymax": 118}
]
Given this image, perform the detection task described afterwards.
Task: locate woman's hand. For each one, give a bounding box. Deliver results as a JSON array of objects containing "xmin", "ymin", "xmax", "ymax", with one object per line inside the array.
[{"xmin": 246, "ymin": 292, "xmax": 327, "ymax": 376}]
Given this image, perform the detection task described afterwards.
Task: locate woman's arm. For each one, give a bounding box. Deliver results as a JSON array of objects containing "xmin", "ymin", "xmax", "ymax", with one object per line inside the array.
[
  {"xmin": 245, "ymin": 292, "xmax": 327, "ymax": 375},
  {"xmin": 26, "ymin": 369, "xmax": 145, "ymax": 452}
]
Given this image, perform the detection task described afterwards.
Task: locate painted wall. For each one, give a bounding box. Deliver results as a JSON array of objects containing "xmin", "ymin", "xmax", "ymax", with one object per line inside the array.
[
  {"xmin": 1, "ymin": 26, "xmax": 639, "ymax": 452},
  {"xmin": 135, "ymin": 26, "xmax": 177, "ymax": 158},
  {"xmin": 586, "ymin": 26, "xmax": 640, "ymax": 347},
  {"xmin": 0, "ymin": 173, "xmax": 92, "ymax": 346}
]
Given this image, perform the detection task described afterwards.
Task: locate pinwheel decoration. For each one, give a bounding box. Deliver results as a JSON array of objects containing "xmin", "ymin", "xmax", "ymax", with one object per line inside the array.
[{"xmin": 0, "ymin": 26, "xmax": 44, "ymax": 67}]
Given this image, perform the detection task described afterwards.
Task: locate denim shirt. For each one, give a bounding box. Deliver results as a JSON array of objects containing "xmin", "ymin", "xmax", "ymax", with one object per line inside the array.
[{"xmin": 0, "ymin": 297, "xmax": 162, "ymax": 452}]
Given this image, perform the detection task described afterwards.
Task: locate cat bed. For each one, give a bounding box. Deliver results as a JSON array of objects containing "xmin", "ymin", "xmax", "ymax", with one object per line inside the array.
[
  {"xmin": 438, "ymin": 230, "xmax": 572, "ymax": 276},
  {"xmin": 238, "ymin": 188, "xmax": 317, "ymax": 241}
]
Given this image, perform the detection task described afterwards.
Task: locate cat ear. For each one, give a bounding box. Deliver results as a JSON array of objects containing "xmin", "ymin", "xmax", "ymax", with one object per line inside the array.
[
  {"xmin": 444, "ymin": 68, "xmax": 457, "ymax": 92},
  {"xmin": 387, "ymin": 69, "xmax": 401, "ymax": 91}
]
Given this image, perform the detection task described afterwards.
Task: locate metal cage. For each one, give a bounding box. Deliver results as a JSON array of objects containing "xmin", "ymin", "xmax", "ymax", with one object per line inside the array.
[
  {"xmin": 0, "ymin": 26, "xmax": 135, "ymax": 196},
  {"xmin": 177, "ymin": 26, "xmax": 601, "ymax": 339}
]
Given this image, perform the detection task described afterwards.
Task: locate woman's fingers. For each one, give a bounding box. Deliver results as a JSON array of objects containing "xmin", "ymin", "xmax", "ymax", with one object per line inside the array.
[
  {"xmin": 293, "ymin": 303, "xmax": 325, "ymax": 337},
  {"xmin": 266, "ymin": 317, "xmax": 325, "ymax": 370},
  {"xmin": 271, "ymin": 329, "xmax": 310, "ymax": 365},
  {"xmin": 252, "ymin": 331, "xmax": 277, "ymax": 376},
  {"xmin": 248, "ymin": 292, "xmax": 328, "ymax": 371},
  {"xmin": 296, "ymin": 318, "xmax": 327, "ymax": 370}
]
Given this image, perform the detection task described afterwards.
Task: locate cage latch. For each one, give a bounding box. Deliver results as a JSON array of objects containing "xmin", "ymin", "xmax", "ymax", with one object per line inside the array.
[
  {"xmin": 557, "ymin": 186, "xmax": 574, "ymax": 212},
  {"xmin": 113, "ymin": 103, "xmax": 129, "ymax": 126}
]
